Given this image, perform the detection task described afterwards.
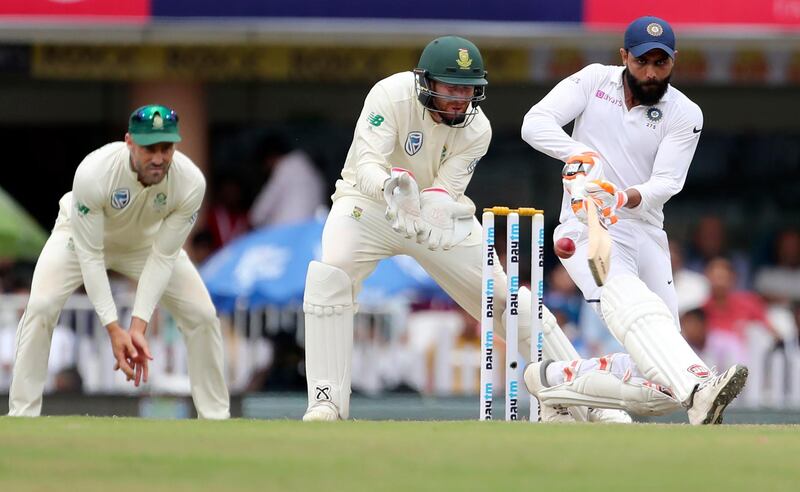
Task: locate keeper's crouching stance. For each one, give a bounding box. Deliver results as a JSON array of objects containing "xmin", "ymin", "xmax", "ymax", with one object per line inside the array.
[{"xmin": 302, "ymin": 36, "xmax": 629, "ymax": 423}]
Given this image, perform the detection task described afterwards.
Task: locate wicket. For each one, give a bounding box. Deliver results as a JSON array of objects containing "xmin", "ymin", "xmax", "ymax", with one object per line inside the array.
[{"xmin": 480, "ymin": 206, "xmax": 545, "ymax": 421}]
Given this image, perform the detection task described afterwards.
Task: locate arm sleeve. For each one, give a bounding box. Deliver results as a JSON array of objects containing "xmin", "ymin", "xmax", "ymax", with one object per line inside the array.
[
  {"xmin": 131, "ymin": 172, "xmax": 205, "ymax": 322},
  {"xmin": 521, "ymin": 64, "xmax": 600, "ymax": 161},
  {"xmin": 432, "ymin": 124, "xmax": 491, "ymax": 199},
  {"xmin": 70, "ymin": 163, "xmax": 118, "ymax": 326},
  {"xmin": 629, "ymin": 105, "xmax": 703, "ymax": 212},
  {"xmin": 352, "ymin": 84, "xmax": 398, "ymax": 200}
]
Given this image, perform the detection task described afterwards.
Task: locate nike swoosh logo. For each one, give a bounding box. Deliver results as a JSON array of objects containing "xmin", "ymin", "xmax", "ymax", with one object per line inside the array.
[
  {"xmin": 692, "ymin": 127, "xmax": 702, "ymax": 134},
  {"xmin": 667, "ymin": 280, "xmax": 673, "ymax": 284}
]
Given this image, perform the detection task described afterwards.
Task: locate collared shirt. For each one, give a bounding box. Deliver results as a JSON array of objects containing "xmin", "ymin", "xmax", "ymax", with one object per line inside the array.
[
  {"xmin": 333, "ymin": 71, "xmax": 491, "ymax": 205},
  {"xmin": 522, "ymin": 64, "xmax": 703, "ymax": 228},
  {"xmin": 64, "ymin": 141, "xmax": 204, "ymax": 325}
]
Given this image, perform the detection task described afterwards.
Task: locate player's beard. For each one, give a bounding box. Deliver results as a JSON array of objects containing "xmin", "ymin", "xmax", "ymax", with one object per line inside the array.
[{"xmin": 625, "ymin": 69, "xmax": 670, "ymax": 106}]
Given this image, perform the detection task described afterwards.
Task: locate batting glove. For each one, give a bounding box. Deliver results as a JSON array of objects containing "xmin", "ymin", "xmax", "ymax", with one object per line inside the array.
[
  {"xmin": 584, "ymin": 180, "xmax": 628, "ymax": 226},
  {"xmin": 416, "ymin": 188, "xmax": 475, "ymax": 251},
  {"xmin": 383, "ymin": 167, "xmax": 421, "ymax": 238}
]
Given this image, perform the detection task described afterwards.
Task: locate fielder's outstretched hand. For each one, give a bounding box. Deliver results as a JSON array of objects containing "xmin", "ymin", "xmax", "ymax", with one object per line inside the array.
[
  {"xmin": 383, "ymin": 167, "xmax": 421, "ymax": 238},
  {"xmin": 128, "ymin": 317, "xmax": 154, "ymax": 387},
  {"xmin": 416, "ymin": 188, "xmax": 475, "ymax": 250},
  {"xmin": 107, "ymin": 323, "xmax": 137, "ymax": 381}
]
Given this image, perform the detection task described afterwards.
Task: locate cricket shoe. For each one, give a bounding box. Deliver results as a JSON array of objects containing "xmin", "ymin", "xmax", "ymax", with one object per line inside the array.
[
  {"xmin": 302, "ymin": 402, "xmax": 340, "ymax": 422},
  {"xmin": 524, "ymin": 360, "xmax": 575, "ymax": 423},
  {"xmin": 687, "ymin": 365, "xmax": 748, "ymax": 425}
]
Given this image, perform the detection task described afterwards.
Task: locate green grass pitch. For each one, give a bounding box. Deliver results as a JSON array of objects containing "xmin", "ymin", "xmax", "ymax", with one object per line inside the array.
[{"xmin": 1, "ymin": 417, "xmax": 798, "ymax": 491}]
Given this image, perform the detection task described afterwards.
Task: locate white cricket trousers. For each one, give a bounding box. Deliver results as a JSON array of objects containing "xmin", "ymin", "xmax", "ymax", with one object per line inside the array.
[
  {"xmin": 8, "ymin": 223, "xmax": 230, "ymax": 419},
  {"xmin": 321, "ymin": 195, "xmax": 529, "ymax": 358},
  {"xmin": 555, "ymin": 218, "xmax": 679, "ymax": 322}
]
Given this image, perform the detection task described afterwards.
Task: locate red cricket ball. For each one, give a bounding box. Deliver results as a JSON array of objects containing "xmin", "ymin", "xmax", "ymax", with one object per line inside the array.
[{"xmin": 555, "ymin": 237, "xmax": 576, "ymax": 259}]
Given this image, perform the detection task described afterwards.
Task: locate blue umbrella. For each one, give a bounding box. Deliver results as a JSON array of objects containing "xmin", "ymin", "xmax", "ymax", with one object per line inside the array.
[{"xmin": 199, "ymin": 218, "xmax": 445, "ymax": 312}]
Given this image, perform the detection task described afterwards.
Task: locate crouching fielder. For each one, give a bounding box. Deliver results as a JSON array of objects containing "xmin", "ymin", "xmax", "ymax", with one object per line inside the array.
[
  {"xmin": 521, "ymin": 16, "xmax": 747, "ymax": 424},
  {"xmin": 9, "ymin": 105, "xmax": 229, "ymax": 419},
  {"xmin": 302, "ymin": 36, "xmax": 627, "ymax": 423}
]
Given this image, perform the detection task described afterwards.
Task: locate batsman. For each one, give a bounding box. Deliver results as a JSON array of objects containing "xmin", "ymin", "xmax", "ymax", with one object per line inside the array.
[{"xmin": 302, "ymin": 36, "xmax": 627, "ymax": 422}]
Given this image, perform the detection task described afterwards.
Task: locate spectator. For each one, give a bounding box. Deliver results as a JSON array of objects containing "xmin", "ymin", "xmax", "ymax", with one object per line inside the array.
[
  {"xmin": 206, "ymin": 172, "xmax": 250, "ymax": 250},
  {"xmin": 703, "ymin": 257, "xmax": 780, "ymax": 365},
  {"xmin": 669, "ymin": 239, "xmax": 709, "ymax": 314},
  {"xmin": 248, "ymin": 134, "xmax": 326, "ymax": 229},
  {"xmin": 686, "ymin": 215, "xmax": 751, "ymax": 288},
  {"xmin": 680, "ymin": 308, "xmax": 710, "ymax": 362},
  {"xmin": 544, "ymin": 264, "xmax": 583, "ymax": 347},
  {"xmin": 754, "ymin": 228, "xmax": 800, "ymax": 303}
]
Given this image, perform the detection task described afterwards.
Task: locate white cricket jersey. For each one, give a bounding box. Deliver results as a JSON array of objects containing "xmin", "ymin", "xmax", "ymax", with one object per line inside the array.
[
  {"xmin": 63, "ymin": 142, "xmax": 205, "ymax": 326},
  {"xmin": 332, "ymin": 71, "xmax": 491, "ymax": 205},
  {"xmin": 521, "ymin": 64, "xmax": 703, "ymax": 228}
]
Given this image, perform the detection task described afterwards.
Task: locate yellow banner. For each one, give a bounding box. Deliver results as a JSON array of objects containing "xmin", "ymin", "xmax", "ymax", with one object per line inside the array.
[{"xmin": 31, "ymin": 44, "xmax": 529, "ymax": 83}]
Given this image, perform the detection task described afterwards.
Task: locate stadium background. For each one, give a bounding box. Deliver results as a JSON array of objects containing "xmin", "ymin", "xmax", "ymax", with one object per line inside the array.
[{"xmin": 0, "ymin": 0, "xmax": 799, "ymax": 421}]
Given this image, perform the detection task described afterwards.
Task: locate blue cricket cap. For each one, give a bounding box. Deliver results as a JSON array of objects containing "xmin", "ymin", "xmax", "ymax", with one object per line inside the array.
[{"xmin": 624, "ymin": 16, "xmax": 675, "ymax": 59}]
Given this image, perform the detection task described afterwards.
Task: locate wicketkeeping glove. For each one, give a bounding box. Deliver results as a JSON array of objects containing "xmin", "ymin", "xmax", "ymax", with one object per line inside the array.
[
  {"xmin": 584, "ymin": 180, "xmax": 628, "ymax": 226},
  {"xmin": 383, "ymin": 167, "xmax": 421, "ymax": 238},
  {"xmin": 416, "ymin": 188, "xmax": 475, "ymax": 251}
]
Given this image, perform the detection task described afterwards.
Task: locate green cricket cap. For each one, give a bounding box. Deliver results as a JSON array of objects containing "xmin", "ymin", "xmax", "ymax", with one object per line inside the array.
[{"xmin": 128, "ymin": 104, "xmax": 182, "ymax": 146}]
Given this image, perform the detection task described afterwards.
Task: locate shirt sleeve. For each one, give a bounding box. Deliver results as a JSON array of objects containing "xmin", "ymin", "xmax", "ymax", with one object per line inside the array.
[
  {"xmin": 521, "ymin": 64, "xmax": 601, "ymax": 162},
  {"xmin": 70, "ymin": 162, "xmax": 118, "ymax": 326},
  {"xmin": 352, "ymin": 84, "xmax": 398, "ymax": 200},
  {"xmin": 629, "ymin": 104, "xmax": 703, "ymax": 213},
  {"xmin": 432, "ymin": 123, "xmax": 491, "ymax": 199},
  {"xmin": 131, "ymin": 170, "xmax": 205, "ymax": 322}
]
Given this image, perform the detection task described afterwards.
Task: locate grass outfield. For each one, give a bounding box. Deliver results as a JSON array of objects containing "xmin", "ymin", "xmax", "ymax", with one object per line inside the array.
[{"xmin": 1, "ymin": 418, "xmax": 798, "ymax": 492}]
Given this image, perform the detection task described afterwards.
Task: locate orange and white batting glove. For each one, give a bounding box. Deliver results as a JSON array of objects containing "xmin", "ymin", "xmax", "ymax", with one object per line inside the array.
[
  {"xmin": 561, "ymin": 152, "xmax": 602, "ymax": 198},
  {"xmin": 584, "ymin": 180, "xmax": 628, "ymax": 226},
  {"xmin": 562, "ymin": 152, "xmax": 604, "ymax": 224}
]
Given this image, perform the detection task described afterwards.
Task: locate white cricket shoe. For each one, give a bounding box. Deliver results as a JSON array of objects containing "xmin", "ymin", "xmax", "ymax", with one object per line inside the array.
[
  {"xmin": 524, "ymin": 360, "xmax": 575, "ymax": 423},
  {"xmin": 687, "ymin": 365, "xmax": 748, "ymax": 425},
  {"xmin": 302, "ymin": 402, "xmax": 340, "ymax": 422},
  {"xmin": 588, "ymin": 408, "xmax": 633, "ymax": 423}
]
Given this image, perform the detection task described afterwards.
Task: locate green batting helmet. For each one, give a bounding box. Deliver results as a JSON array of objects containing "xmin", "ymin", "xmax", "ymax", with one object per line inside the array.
[{"xmin": 414, "ymin": 36, "xmax": 488, "ymax": 127}]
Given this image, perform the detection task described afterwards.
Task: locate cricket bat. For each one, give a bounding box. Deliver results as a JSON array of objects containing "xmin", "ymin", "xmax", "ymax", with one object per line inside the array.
[{"xmin": 585, "ymin": 197, "xmax": 611, "ymax": 286}]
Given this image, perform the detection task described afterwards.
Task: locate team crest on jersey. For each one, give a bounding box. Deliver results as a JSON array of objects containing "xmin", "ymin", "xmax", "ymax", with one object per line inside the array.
[
  {"xmin": 646, "ymin": 107, "xmax": 663, "ymax": 122},
  {"xmin": 111, "ymin": 188, "xmax": 130, "ymax": 209},
  {"xmin": 456, "ymin": 49, "xmax": 473, "ymax": 69},
  {"xmin": 153, "ymin": 192, "xmax": 167, "ymax": 211},
  {"xmin": 405, "ymin": 131, "xmax": 424, "ymax": 155},
  {"xmin": 350, "ymin": 206, "xmax": 363, "ymax": 221}
]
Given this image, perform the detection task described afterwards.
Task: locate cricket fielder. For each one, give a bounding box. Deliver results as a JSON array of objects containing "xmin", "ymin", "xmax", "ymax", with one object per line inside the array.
[
  {"xmin": 521, "ymin": 16, "xmax": 747, "ymax": 424},
  {"xmin": 9, "ymin": 105, "xmax": 230, "ymax": 419},
  {"xmin": 302, "ymin": 36, "xmax": 628, "ymax": 423}
]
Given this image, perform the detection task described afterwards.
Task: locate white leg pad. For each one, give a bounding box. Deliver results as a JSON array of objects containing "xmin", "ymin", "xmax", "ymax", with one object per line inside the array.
[
  {"xmin": 541, "ymin": 306, "xmax": 589, "ymax": 421},
  {"xmin": 601, "ymin": 274, "xmax": 712, "ymax": 402},
  {"xmin": 537, "ymin": 370, "xmax": 682, "ymax": 416},
  {"xmin": 495, "ymin": 285, "xmax": 533, "ymax": 362},
  {"xmin": 303, "ymin": 261, "xmax": 354, "ymax": 420}
]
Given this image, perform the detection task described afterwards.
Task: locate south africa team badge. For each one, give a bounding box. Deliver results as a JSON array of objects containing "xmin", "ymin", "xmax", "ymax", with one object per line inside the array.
[
  {"xmin": 405, "ymin": 131, "xmax": 423, "ymax": 156},
  {"xmin": 111, "ymin": 188, "xmax": 130, "ymax": 209}
]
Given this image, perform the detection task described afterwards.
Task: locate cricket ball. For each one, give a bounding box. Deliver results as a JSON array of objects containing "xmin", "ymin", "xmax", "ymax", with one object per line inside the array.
[{"xmin": 555, "ymin": 237, "xmax": 576, "ymax": 259}]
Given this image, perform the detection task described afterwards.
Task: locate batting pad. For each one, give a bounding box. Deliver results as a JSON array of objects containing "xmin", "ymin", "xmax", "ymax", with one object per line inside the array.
[
  {"xmin": 601, "ymin": 274, "xmax": 711, "ymax": 403},
  {"xmin": 541, "ymin": 306, "xmax": 590, "ymax": 421},
  {"xmin": 303, "ymin": 261, "xmax": 354, "ymax": 419},
  {"xmin": 537, "ymin": 369, "xmax": 682, "ymax": 416}
]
